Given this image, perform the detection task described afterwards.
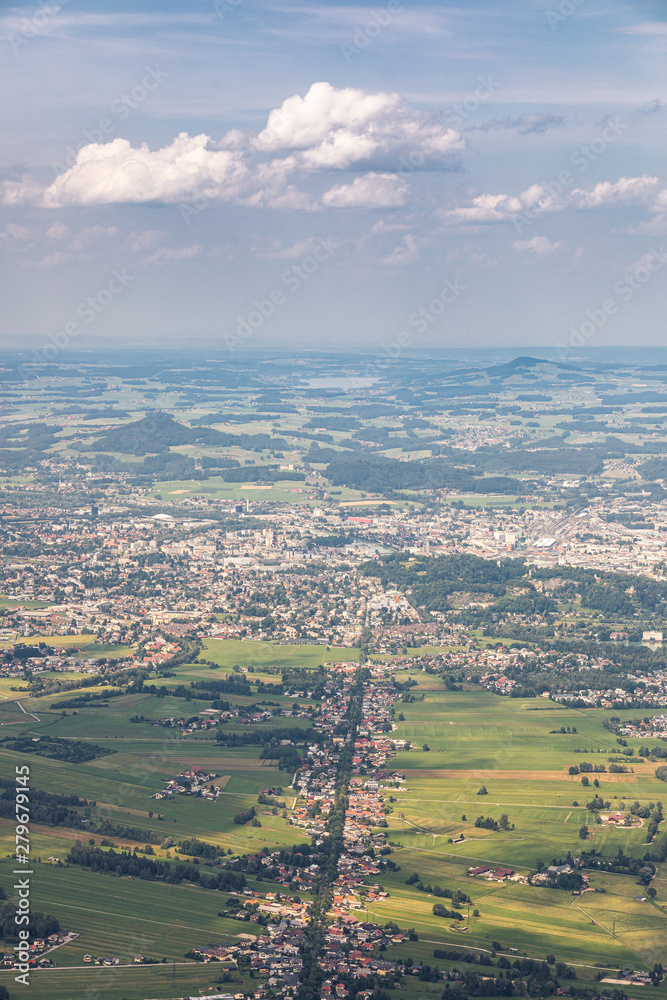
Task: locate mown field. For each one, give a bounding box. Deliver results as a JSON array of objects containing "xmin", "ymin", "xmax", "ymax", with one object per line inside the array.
[
  {"xmin": 0, "ymin": 964, "xmax": 237, "ymax": 1000},
  {"xmin": 0, "ymin": 641, "xmax": 666, "ymax": 995},
  {"xmin": 200, "ymin": 637, "xmax": 360, "ymax": 669},
  {"xmin": 372, "ymin": 678, "xmax": 667, "ymax": 978},
  {"xmin": 0, "ymin": 857, "xmax": 252, "ymax": 964},
  {"xmin": 366, "ymin": 863, "xmax": 664, "ymax": 970}
]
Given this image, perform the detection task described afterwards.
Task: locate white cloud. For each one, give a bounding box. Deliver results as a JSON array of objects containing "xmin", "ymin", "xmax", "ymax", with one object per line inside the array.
[
  {"xmin": 253, "ymin": 81, "xmax": 463, "ymax": 170},
  {"xmin": 45, "ymin": 221, "xmax": 70, "ymax": 240},
  {"xmin": 513, "ymin": 236, "xmax": 564, "ymax": 254},
  {"xmin": 33, "ymin": 251, "xmax": 72, "ymax": 269},
  {"xmin": 3, "ymin": 134, "xmax": 249, "ymax": 208},
  {"xmin": 0, "ymin": 83, "xmax": 461, "ymax": 211},
  {"xmin": 130, "ymin": 229, "xmax": 166, "ymax": 252},
  {"xmin": 69, "ymin": 225, "xmax": 118, "ymax": 250},
  {"xmin": 2, "ymin": 174, "xmax": 43, "ymax": 207},
  {"xmin": 371, "ymin": 218, "xmax": 412, "ymax": 233},
  {"xmin": 441, "ymin": 186, "xmax": 549, "ymax": 225},
  {"xmin": 379, "ymin": 234, "xmax": 419, "ymax": 266},
  {"xmin": 1, "ymin": 223, "xmax": 30, "ymax": 240},
  {"xmin": 441, "ymin": 175, "xmax": 665, "ymax": 226},
  {"xmin": 569, "ymin": 175, "xmax": 660, "ymax": 208},
  {"xmin": 258, "ymin": 237, "xmax": 330, "ymax": 259},
  {"xmin": 143, "ymin": 244, "xmax": 203, "ymax": 266},
  {"xmin": 619, "ymin": 22, "xmax": 667, "ymax": 36},
  {"xmin": 623, "ymin": 214, "xmax": 667, "ymax": 236},
  {"xmin": 322, "ymin": 172, "xmax": 408, "ymax": 208}
]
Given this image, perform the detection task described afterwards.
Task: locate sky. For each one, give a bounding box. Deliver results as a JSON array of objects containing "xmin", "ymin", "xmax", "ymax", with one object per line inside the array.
[{"xmin": 1, "ymin": 0, "xmax": 666, "ymax": 360}]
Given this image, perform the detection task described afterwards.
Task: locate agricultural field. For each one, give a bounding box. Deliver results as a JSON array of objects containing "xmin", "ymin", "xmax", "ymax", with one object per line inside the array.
[
  {"xmin": 369, "ymin": 681, "xmax": 667, "ymax": 980},
  {"xmin": 200, "ymin": 637, "xmax": 360, "ymax": 669},
  {"xmin": 1, "ymin": 636, "xmax": 666, "ymax": 997}
]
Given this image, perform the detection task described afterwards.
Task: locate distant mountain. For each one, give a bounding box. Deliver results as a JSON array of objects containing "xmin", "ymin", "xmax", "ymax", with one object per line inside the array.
[{"xmin": 484, "ymin": 356, "xmax": 551, "ymax": 377}]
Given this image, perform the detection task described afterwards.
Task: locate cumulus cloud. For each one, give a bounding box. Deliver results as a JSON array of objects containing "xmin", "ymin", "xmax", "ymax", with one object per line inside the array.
[
  {"xmin": 441, "ymin": 185, "xmax": 550, "ymax": 225},
  {"xmin": 3, "ymin": 134, "xmax": 249, "ymax": 209},
  {"xmin": 322, "ymin": 172, "xmax": 408, "ymax": 208},
  {"xmin": 513, "ymin": 236, "xmax": 563, "ymax": 254},
  {"xmin": 254, "ymin": 81, "xmax": 463, "ymax": 170},
  {"xmin": 569, "ymin": 175, "xmax": 661, "ymax": 208},
  {"xmin": 0, "ymin": 82, "xmax": 462, "ymax": 212},
  {"xmin": 441, "ymin": 175, "xmax": 665, "ymax": 226}
]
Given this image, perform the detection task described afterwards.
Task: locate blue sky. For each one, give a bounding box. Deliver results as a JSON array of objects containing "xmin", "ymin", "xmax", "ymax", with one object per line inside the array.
[{"xmin": 1, "ymin": 0, "xmax": 666, "ymax": 357}]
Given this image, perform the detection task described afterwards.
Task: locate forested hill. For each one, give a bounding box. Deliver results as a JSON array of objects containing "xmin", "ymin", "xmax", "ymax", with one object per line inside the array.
[{"xmin": 359, "ymin": 552, "xmax": 667, "ymax": 621}]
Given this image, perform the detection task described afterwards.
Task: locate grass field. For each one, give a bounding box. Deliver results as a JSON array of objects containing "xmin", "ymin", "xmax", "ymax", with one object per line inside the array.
[
  {"xmin": 0, "ymin": 633, "xmax": 96, "ymax": 648},
  {"xmin": 201, "ymin": 637, "xmax": 359, "ymax": 669},
  {"xmin": 370, "ymin": 682, "xmax": 667, "ymax": 976},
  {"xmin": 153, "ymin": 476, "xmax": 368, "ymax": 504},
  {"xmin": 0, "ymin": 595, "xmax": 52, "ymax": 609},
  {"xmin": 1, "ymin": 639, "xmax": 665, "ymax": 994},
  {"xmin": 0, "ymin": 964, "xmax": 238, "ymax": 1000},
  {"xmin": 0, "ymin": 856, "xmax": 256, "ymax": 999}
]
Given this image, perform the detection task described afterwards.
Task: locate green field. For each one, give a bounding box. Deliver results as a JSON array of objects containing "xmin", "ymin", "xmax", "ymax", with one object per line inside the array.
[
  {"xmin": 201, "ymin": 637, "xmax": 359, "ymax": 669},
  {"xmin": 368, "ymin": 682, "xmax": 667, "ymax": 976},
  {"xmin": 1, "ymin": 639, "xmax": 666, "ymax": 996},
  {"xmin": 0, "ymin": 859, "xmax": 255, "ymax": 999}
]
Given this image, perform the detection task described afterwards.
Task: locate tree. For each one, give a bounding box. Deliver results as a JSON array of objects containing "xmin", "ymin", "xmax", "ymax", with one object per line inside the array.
[
  {"xmin": 579, "ymin": 825, "xmax": 589, "ymax": 840},
  {"xmin": 499, "ymin": 813, "xmax": 510, "ymax": 830},
  {"xmin": 477, "ymin": 785, "xmax": 488, "ymax": 796},
  {"xmin": 581, "ymin": 776, "xmax": 590, "ymax": 787},
  {"xmin": 647, "ymin": 887, "xmax": 657, "ymax": 900}
]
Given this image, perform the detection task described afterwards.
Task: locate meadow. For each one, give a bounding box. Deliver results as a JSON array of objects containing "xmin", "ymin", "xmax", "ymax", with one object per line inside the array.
[
  {"xmin": 0, "ymin": 640, "xmax": 665, "ymax": 993},
  {"xmin": 371, "ymin": 678, "xmax": 667, "ymax": 978}
]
